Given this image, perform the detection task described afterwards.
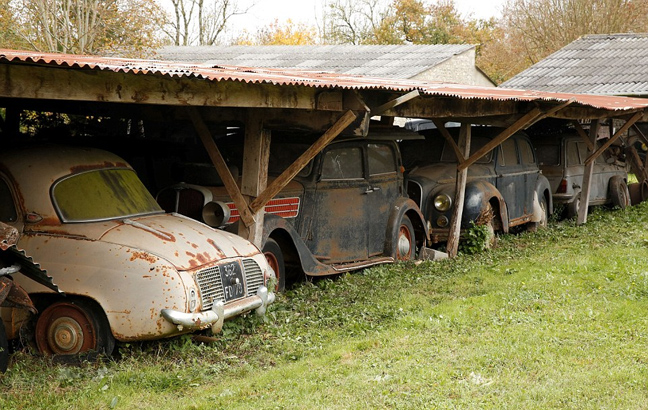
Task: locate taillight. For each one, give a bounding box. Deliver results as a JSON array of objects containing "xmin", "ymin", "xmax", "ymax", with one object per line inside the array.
[{"xmin": 557, "ymin": 179, "xmax": 568, "ymax": 193}]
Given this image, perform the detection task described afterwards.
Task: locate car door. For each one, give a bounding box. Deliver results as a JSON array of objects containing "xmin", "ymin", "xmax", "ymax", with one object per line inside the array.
[
  {"xmin": 517, "ymin": 136, "xmax": 541, "ymax": 213},
  {"xmin": 365, "ymin": 142, "xmax": 401, "ymax": 257},
  {"xmin": 307, "ymin": 142, "xmax": 370, "ymax": 264},
  {"xmin": 495, "ymin": 137, "xmax": 527, "ymax": 223}
]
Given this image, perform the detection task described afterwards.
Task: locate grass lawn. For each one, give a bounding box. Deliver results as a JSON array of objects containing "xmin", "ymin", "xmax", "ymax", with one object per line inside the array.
[{"xmin": 2, "ymin": 203, "xmax": 648, "ymax": 409}]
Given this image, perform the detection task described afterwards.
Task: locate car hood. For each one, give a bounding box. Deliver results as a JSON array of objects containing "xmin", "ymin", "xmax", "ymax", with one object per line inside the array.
[
  {"xmin": 408, "ymin": 163, "xmax": 495, "ymax": 186},
  {"xmin": 99, "ymin": 214, "xmax": 260, "ymax": 270}
]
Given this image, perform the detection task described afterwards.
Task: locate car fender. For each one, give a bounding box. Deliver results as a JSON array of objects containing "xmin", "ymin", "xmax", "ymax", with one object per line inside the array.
[
  {"xmin": 532, "ymin": 174, "xmax": 554, "ymax": 221},
  {"xmin": 383, "ymin": 197, "xmax": 429, "ymax": 257},
  {"xmin": 10, "ymin": 235, "xmax": 191, "ymax": 341},
  {"xmin": 430, "ymin": 180, "xmax": 509, "ymax": 231}
]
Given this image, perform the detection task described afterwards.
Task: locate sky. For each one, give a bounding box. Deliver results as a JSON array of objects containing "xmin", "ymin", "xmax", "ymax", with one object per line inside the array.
[{"xmin": 200, "ymin": 0, "xmax": 507, "ymax": 37}]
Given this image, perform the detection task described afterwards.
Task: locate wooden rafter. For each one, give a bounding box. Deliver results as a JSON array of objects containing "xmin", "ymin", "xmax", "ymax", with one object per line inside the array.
[
  {"xmin": 372, "ymin": 90, "xmax": 420, "ymax": 116},
  {"xmin": 249, "ymin": 110, "xmax": 357, "ymax": 213},
  {"xmin": 432, "ymin": 119, "xmax": 464, "ymax": 162},
  {"xmin": 573, "ymin": 121, "xmax": 596, "ymax": 151},
  {"xmin": 585, "ymin": 112, "xmax": 643, "ymax": 166},
  {"xmin": 187, "ymin": 107, "xmax": 256, "ymax": 228}
]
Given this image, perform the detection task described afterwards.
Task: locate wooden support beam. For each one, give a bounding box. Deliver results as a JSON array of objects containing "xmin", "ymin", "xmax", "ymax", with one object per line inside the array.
[
  {"xmin": 446, "ymin": 124, "xmax": 471, "ymax": 258},
  {"xmin": 631, "ymin": 124, "xmax": 648, "ymax": 170},
  {"xmin": 573, "ymin": 121, "xmax": 596, "ymax": 151},
  {"xmin": 433, "ymin": 119, "xmax": 464, "ymax": 162},
  {"xmin": 585, "ymin": 112, "xmax": 643, "ymax": 166},
  {"xmin": 249, "ymin": 110, "xmax": 357, "ymax": 213},
  {"xmin": 577, "ymin": 120, "xmax": 600, "ymax": 225},
  {"xmin": 458, "ymin": 107, "xmax": 543, "ymax": 171},
  {"xmin": 372, "ymin": 90, "xmax": 420, "ymax": 116},
  {"xmin": 186, "ymin": 107, "xmax": 256, "ymax": 228},
  {"xmin": 237, "ymin": 114, "xmax": 271, "ymax": 246}
]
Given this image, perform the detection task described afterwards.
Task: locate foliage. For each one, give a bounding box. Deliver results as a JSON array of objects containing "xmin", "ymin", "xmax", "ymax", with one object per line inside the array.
[
  {"xmin": 458, "ymin": 221, "xmax": 492, "ymax": 255},
  {"xmin": 234, "ymin": 19, "xmax": 317, "ymax": 46},
  {"xmin": 3, "ymin": 203, "xmax": 648, "ymax": 408},
  {"xmin": 5, "ymin": 0, "xmax": 166, "ymax": 57}
]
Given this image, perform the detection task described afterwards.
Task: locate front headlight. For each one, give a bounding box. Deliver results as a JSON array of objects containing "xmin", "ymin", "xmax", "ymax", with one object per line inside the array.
[{"xmin": 434, "ymin": 193, "xmax": 452, "ymax": 212}]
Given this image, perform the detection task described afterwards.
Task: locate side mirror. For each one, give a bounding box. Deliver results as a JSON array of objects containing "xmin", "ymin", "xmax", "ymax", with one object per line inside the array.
[{"xmin": 202, "ymin": 201, "xmax": 231, "ymax": 228}]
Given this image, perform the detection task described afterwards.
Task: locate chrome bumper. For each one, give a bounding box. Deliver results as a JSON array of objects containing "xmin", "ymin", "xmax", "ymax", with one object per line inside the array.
[{"xmin": 161, "ymin": 286, "xmax": 275, "ymax": 333}]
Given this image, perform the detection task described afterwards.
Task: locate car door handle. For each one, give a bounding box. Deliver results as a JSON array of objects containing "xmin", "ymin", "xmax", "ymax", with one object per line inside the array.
[{"xmin": 364, "ymin": 187, "xmax": 375, "ymax": 194}]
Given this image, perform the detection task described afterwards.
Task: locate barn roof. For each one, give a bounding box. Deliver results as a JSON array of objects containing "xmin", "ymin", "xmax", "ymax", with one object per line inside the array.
[
  {"xmin": 500, "ymin": 33, "xmax": 648, "ymax": 96},
  {"xmin": 157, "ymin": 44, "xmax": 476, "ymax": 80}
]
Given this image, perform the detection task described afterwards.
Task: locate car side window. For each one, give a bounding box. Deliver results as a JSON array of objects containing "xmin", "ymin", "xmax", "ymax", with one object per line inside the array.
[
  {"xmin": 499, "ymin": 139, "xmax": 519, "ymax": 166},
  {"xmin": 518, "ymin": 139, "xmax": 535, "ymax": 165},
  {"xmin": 321, "ymin": 147, "xmax": 363, "ymax": 180},
  {"xmin": 0, "ymin": 179, "xmax": 17, "ymax": 223},
  {"xmin": 368, "ymin": 143, "xmax": 396, "ymax": 175}
]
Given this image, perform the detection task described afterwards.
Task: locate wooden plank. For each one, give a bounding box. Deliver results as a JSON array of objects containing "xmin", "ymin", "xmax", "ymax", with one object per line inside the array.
[
  {"xmin": 249, "ymin": 110, "xmax": 357, "ymax": 213},
  {"xmin": 238, "ymin": 115, "xmax": 271, "ymax": 246},
  {"xmin": 446, "ymin": 123, "xmax": 471, "ymax": 258},
  {"xmin": 572, "ymin": 121, "xmax": 596, "ymax": 151},
  {"xmin": 458, "ymin": 107, "xmax": 543, "ymax": 171},
  {"xmin": 186, "ymin": 107, "xmax": 256, "ymax": 228},
  {"xmin": 585, "ymin": 112, "xmax": 643, "ymax": 165},
  {"xmin": 372, "ymin": 90, "xmax": 420, "ymax": 116},
  {"xmin": 432, "ymin": 119, "xmax": 464, "ymax": 161},
  {"xmin": 577, "ymin": 120, "xmax": 600, "ymax": 225},
  {"xmin": 631, "ymin": 124, "xmax": 648, "ymax": 169}
]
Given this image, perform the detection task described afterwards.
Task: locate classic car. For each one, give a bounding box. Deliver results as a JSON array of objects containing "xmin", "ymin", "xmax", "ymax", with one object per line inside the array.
[
  {"xmin": 400, "ymin": 126, "xmax": 553, "ymax": 245},
  {"xmin": 534, "ymin": 132, "xmax": 629, "ymax": 218},
  {"xmin": 157, "ymin": 130, "xmax": 428, "ymax": 291},
  {"xmin": 0, "ymin": 145, "xmax": 275, "ymax": 358}
]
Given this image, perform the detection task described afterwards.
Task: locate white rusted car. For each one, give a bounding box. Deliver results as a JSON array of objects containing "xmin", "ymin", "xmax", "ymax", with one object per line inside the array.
[{"xmin": 0, "ymin": 145, "xmax": 275, "ymax": 357}]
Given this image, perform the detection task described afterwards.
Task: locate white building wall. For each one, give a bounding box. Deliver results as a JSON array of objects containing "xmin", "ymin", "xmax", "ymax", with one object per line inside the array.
[{"xmin": 411, "ymin": 49, "xmax": 494, "ymax": 87}]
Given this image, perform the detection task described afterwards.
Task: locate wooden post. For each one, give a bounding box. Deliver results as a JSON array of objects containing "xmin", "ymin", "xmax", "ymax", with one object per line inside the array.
[
  {"xmin": 577, "ymin": 120, "xmax": 600, "ymax": 225},
  {"xmin": 237, "ymin": 114, "xmax": 271, "ymax": 246},
  {"xmin": 446, "ymin": 123, "xmax": 471, "ymax": 258}
]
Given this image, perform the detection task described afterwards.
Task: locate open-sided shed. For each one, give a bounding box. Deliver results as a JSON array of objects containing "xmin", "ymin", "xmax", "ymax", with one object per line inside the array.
[{"xmin": 2, "ymin": 49, "xmax": 648, "ymax": 257}]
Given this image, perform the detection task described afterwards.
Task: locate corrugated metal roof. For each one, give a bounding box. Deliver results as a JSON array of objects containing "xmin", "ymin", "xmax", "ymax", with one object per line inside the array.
[
  {"xmin": 500, "ymin": 33, "xmax": 648, "ymax": 96},
  {"xmin": 157, "ymin": 44, "xmax": 475, "ymax": 79},
  {"xmin": 2, "ymin": 48, "xmax": 648, "ymax": 113}
]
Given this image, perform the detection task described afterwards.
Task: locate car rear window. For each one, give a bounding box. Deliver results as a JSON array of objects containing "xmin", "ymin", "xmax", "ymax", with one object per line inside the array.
[{"xmin": 52, "ymin": 169, "xmax": 163, "ymax": 222}]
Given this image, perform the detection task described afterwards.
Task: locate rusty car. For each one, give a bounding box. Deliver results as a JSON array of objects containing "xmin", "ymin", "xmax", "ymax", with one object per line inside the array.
[
  {"xmin": 533, "ymin": 132, "xmax": 629, "ymax": 218},
  {"xmin": 0, "ymin": 145, "xmax": 275, "ymax": 358},
  {"xmin": 157, "ymin": 130, "xmax": 428, "ymax": 291},
  {"xmin": 400, "ymin": 126, "xmax": 553, "ymax": 245}
]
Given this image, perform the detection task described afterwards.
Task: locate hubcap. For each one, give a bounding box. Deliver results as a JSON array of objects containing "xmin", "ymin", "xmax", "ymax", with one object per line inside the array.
[
  {"xmin": 48, "ymin": 317, "xmax": 84, "ymax": 354},
  {"xmin": 398, "ymin": 226, "xmax": 412, "ymax": 259}
]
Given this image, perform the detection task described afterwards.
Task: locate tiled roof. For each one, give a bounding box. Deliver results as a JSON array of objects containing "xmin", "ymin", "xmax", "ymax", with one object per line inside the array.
[
  {"xmin": 500, "ymin": 34, "xmax": 648, "ymax": 96},
  {"xmin": 157, "ymin": 44, "xmax": 476, "ymax": 79}
]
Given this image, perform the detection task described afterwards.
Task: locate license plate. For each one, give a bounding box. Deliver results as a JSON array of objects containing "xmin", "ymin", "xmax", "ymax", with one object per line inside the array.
[{"xmin": 219, "ymin": 261, "xmax": 245, "ymax": 302}]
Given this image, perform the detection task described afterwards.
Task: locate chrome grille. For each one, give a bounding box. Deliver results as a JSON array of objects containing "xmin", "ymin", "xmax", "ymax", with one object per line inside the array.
[
  {"xmin": 243, "ymin": 259, "xmax": 264, "ymax": 296},
  {"xmin": 195, "ymin": 258, "xmax": 264, "ymax": 311},
  {"xmin": 195, "ymin": 265, "xmax": 224, "ymax": 311}
]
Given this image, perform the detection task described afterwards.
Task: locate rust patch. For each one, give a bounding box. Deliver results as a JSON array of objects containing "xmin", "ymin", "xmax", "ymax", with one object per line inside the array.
[
  {"xmin": 129, "ymin": 251, "xmax": 157, "ymax": 264},
  {"xmin": 69, "ymin": 161, "xmax": 128, "ymax": 174},
  {"xmin": 207, "ymin": 238, "xmax": 227, "ymax": 258}
]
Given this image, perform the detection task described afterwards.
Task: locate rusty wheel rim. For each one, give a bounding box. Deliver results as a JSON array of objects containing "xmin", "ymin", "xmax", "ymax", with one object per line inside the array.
[
  {"xmin": 35, "ymin": 302, "xmax": 97, "ymax": 355},
  {"xmin": 397, "ymin": 224, "xmax": 413, "ymax": 260},
  {"xmin": 264, "ymin": 252, "xmax": 281, "ymax": 291}
]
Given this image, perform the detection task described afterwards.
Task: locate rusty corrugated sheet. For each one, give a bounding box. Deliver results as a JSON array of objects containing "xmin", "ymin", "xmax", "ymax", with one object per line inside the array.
[{"xmin": 2, "ymin": 48, "xmax": 648, "ymax": 112}]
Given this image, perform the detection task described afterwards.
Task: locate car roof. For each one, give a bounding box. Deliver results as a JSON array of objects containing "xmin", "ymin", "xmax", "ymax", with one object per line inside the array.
[{"xmin": 0, "ymin": 145, "xmax": 133, "ymax": 219}]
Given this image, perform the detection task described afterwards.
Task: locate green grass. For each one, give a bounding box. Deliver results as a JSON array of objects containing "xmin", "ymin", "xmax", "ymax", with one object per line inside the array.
[{"xmin": 3, "ymin": 204, "xmax": 648, "ymax": 409}]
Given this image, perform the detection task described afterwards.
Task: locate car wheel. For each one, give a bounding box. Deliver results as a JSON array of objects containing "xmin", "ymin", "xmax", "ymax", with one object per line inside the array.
[
  {"xmin": 0, "ymin": 320, "xmax": 8, "ymax": 373},
  {"xmin": 609, "ymin": 177, "xmax": 630, "ymax": 209},
  {"xmin": 34, "ymin": 299, "xmax": 115, "ymax": 357},
  {"xmin": 262, "ymin": 238, "xmax": 285, "ymax": 292},
  {"xmin": 566, "ymin": 193, "xmax": 581, "ymax": 219},
  {"xmin": 396, "ymin": 215, "xmax": 415, "ymax": 261}
]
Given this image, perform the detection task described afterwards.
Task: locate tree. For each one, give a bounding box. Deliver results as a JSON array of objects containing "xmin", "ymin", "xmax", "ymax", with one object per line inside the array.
[
  {"xmin": 322, "ymin": 0, "xmax": 386, "ymax": 45},
  {"xmin": 486, "ymin": 0, "xmax": 648, "ymax": 82},
  {"xmin": 235, "ymin": 19, "xmax": 317, "ymax": 45},
  {"xmin": 9, "ymin": 0, "xmax": 166, "ymax": 57},
  {"xmin": 166, "ymin": 0, "xmax": 251, "ymax": 46},
  {"xmin": 0, "ymin": 0, "xmax": 28, "ymax": 49}
]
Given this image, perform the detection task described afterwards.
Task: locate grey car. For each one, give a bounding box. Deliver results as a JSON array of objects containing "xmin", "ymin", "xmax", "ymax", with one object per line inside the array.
[{"xmin": 534, "ymin": 132, "xmax": 629, "ymax": 218}]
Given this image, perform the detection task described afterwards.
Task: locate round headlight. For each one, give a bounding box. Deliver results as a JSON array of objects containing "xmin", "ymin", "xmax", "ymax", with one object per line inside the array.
[{"xmin": 433, "ymin": 194, "xmax": 452, "ymax": 212}]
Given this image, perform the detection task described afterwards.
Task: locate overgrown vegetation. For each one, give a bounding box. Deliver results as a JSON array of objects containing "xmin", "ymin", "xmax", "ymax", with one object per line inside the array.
[{"xmin": 3, "ymin": 203, "xmax": 648, "ymax": 408}]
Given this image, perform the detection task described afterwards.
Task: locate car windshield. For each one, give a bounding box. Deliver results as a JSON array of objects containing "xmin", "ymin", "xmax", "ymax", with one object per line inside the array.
[{"xmin": 52, "ymin": 168, "xmax": 163, "ymax": 222}]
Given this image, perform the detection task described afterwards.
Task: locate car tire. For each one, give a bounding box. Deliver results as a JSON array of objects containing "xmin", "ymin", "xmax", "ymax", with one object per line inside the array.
[
  {"xmin": 527, "ymin": 195, "xmax": 548, "ymax": 232},
  {"xmin": 566, "ymin": 193, "xmax": 581, "ymax": 219},
  {"xmin": 0, "ymin": 320, "xmax": 8, "ymax": 373},
  {"xmin": 609, "ymin": 177, "xmax": 630, "ymax": 209},
  {"xmin": 34, "ymin": 298, "xmax": 115, "ymax": 357},
  {"xmin": 396, "ymin": 215, "xmax": 415, "ymax": 261},
  {"xmin": 262, "ymin": 238, "xmax": 285, "ymax": 292}
]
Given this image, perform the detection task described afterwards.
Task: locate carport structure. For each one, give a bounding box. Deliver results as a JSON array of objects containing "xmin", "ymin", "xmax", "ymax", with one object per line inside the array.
[{"xmin": 2, "ymin": 49, "xmax": 648, "ymax": 258}]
